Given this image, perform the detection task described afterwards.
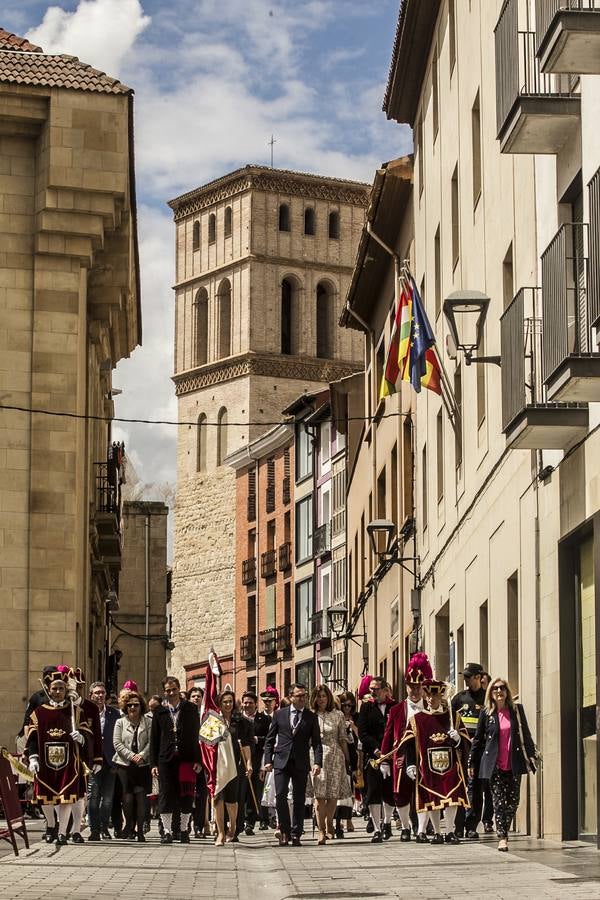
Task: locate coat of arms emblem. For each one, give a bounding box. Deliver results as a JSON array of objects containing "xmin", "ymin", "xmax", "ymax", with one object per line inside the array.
[
  {"xmin": 45, "ymin": 742, "xmax": 69, "ymax": 771},
  {"xmin": 428, "ymin": 747, "xmax": 451, "ymax": 774}
]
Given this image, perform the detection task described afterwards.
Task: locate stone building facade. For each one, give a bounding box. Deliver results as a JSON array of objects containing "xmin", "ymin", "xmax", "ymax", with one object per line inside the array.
[
  {"xmin": 227, "ymin": 425, "xmax": 294, "ymax": 698},
  {"xmin": 168, "ymin": 167, "xmax": 368, "ymax": 683},
  {"xmin": 380, "ymin": 0, "xmax": 600, "ymax": 845},
  {"xmin": 111, "ymin": 501, "xmax": 169, "ymax": 697},
  {"xmin": 0, "ymin": 30, "xmax": 140, "ymax": 743}
]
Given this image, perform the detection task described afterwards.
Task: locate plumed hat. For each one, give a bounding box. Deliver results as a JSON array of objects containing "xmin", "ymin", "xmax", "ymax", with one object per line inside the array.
[
  {"xmin": 358, "ymin": 674, "xmax": 373, "ymax": 700},
  {"xmin": 424, "ymin": 678, "xmax": 447, "ymax": 695},
  {"xmin": 259, "ymin": 685, "xmax": 279, "ymax": 705},
  {"xmin": 68, "ymin": 666, "xmax": 86, "ymax": 684},
  {"xmin": 122, "ymin": 679, "xmax": 138, "ymax": 692},
  {"xmin": 405, "ymin": 652, "xmax": 433, "ymax": 685},
  {"xmin": 43, "ymin": 669, "xmax": 70, "ymax": 690}
]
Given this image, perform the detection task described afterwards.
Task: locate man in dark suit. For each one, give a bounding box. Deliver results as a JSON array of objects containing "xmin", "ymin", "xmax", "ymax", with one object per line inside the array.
[
  {"xmin": 263, "ymin": 682, "xmax": 323, "ymax": 846},
  {"xmin": 86, "ymin": 681, "xmax": 121, "ymax": 841},
  {"xmin": 150, "ymin": 676, "xmax": 201, "ymax": 844},
  {"xmin": 238, "ymin": 691, "xmax": 271, "ymax": 835}
]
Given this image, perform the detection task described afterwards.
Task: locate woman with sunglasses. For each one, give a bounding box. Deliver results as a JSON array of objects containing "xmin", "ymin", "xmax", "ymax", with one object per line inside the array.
[
  {"xmin": 468, "ymin": 678, "xmax": 536, "ymax": 852},
  {"xmin": 113, "ymin": 691, "xmax": 152, "ymax": 841}
]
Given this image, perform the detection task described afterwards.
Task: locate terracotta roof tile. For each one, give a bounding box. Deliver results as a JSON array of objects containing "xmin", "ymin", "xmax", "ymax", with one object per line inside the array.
[
  {"xmin": 0, "ymin": 28, "xmax": 42, "ymax": 53},
  {"xmin": 0, "ymin": 48, "xmax": 131, "ymax": 94}
]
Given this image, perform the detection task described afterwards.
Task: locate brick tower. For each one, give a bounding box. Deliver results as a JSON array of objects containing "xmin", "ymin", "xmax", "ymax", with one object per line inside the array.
[{"xmin": 168, "ymin": 165, "xmax": 369, "ymax": 683}]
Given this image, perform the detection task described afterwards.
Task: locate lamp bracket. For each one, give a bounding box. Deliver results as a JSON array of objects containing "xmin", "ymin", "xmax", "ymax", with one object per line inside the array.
[{"xmin": 464, "ymin": 354, "xmax": 502, "ymax": 367}]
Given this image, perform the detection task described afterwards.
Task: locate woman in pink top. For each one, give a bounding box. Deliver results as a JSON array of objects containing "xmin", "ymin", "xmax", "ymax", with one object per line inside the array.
[{"xmin": 468, "ymin": 678, "xmax": 536, "ymax": 853}]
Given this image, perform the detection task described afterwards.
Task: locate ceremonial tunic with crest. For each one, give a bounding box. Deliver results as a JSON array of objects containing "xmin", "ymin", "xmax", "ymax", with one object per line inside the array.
[
  {"xmin": 26, "ymin": 703, "xmax": 93, "ymax": 805},
  {"xmin": 401, "ymin": 708, "xmax": 470, "ymax": 812}
]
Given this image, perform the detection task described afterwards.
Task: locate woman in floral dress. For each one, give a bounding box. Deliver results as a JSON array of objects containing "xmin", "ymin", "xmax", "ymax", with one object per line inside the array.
[{"xmin": 310, "ymin": 684, "xmax": 351, "ymax": 845}]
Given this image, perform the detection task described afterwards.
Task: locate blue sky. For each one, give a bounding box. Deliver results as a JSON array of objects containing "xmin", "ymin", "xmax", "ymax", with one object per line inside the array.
[{"xmin": 0, "ymin": 0, "xmax": 410, "ymax": 509}]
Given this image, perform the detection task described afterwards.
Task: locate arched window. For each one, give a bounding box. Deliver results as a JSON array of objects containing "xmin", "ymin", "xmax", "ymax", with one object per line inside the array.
[
  {"xmin": 217, "ymin": 407, "xmax": 228, "ymax": 466},
  {"xmin": 197, "ymin": 413, "xmax": 207, "ymax": 472},
  {"xmin": 281, "ymin": 276, "xmax": 300, "ymax": 355},
  {"xmin": 316, "ymin": 281, "xmax": 334, "ymax": 358},
  {"xmin": 224, "ymin": 206, "xmax": 232, "ymax": 237},
  {"xmin": 328, "ymin": 210, "xmax": 340, "ymax": 240},
  {"xmin": 208, "ymin": 213, "xmax": 216, "ymax": 244},
  {"xmin": 279, "ymin": 203, "xmax": 290, "ymax": 232},
  {"xmin": 192, "ymin": 220, "xmax": 200, "ymax": 251},
  {"xmin": 304, "ymin": 207, "xmax": 315, "ymax": 236},
  {"xmin": 217, "ymin": 278, "xmax": 231, "ymax": 359},
  {"xmin": 193, "ymin": 287, "xmax": 209, "ymax": 366}
]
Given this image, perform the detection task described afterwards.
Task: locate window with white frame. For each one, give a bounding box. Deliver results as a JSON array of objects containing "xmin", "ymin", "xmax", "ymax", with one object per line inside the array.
[
  {"xmin": 295, "ymin": 495, "xmax": 313, "ymax": 563},
  {"xmin": 295, "ymin": 578, "xmax": 313, "ymax": 645},
  {"xmin": 296, "ymin": 423, "xmax": 313, "ymax": 482}
]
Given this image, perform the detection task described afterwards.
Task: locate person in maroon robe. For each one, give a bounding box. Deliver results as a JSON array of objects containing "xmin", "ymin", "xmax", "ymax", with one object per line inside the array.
[
  {"xmin": 401, "ymin": 679, "xmax": 470, "ymax": 845},
  {"xmin": 26, "ymin": 669, "xmax": 94, "ymax": 844},
  {"xmin": 380, "ymin": 652, "xmax": 430, "ymax": 841}
]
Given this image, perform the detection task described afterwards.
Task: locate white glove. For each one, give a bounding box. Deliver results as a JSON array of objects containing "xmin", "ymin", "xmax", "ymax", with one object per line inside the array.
[
  {"xmin": 28, "ymin": 756, "xmax": 39, "ymax": 774},
  {"xmin": 448, "ymin": 728, "xmax": 460, "ymax": 745},
  {"xmin": 406, "ymin": 765, "xmax": 417, "ymax": 781},
  {"xmin": 92, "ymin": 763, "xmax": 102, "ymax": 774},
  {"xmin": 70, "ymin": 730, "xmax": 85, "ymax": 746},
  {"xmin": 380, "ymin": 762, "xmax": 391, "ymax": 779}
]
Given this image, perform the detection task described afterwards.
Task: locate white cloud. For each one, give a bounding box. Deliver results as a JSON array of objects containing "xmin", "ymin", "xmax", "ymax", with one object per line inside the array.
[{"xmin": 26, "ymin": 0, "xmax": 150, "ymax": 77}]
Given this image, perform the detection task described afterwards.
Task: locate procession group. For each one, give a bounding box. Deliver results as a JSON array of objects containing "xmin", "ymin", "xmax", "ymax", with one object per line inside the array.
[{"xmin": 17, "ymin": 654, "xmax": 537, "ymax": 853}]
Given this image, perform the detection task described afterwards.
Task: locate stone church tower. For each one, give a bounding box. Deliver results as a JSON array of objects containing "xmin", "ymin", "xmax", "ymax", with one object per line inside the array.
[{"xmin": 168, "ymin": 165, "xmax": 369, "ymax": 682}]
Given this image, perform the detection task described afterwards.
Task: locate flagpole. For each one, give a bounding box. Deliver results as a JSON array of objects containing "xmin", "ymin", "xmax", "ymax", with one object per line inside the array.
[{"xmin": 431, "ymin": 342, "xmax": 460, "ymax": 429}]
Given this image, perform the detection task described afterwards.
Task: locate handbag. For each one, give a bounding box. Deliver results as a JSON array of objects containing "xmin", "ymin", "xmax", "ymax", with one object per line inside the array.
[{"xmin": 514, "ymin": 704, "xmax": 541, "ymax": 774}]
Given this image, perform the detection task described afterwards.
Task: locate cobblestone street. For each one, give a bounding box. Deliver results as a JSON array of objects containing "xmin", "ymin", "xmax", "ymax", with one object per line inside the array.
[{"xmin": 2, "ymin": 821, "xmax": 600, "ymax": 900}]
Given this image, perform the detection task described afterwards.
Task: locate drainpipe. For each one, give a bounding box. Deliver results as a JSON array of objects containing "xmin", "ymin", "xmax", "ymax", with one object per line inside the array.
[{"xmin": 144, "ymin": 513, "xmax": 150, "ymax": 695}]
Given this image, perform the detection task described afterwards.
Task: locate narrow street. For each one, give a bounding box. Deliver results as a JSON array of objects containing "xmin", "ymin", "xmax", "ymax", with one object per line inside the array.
[{"xmin": 2, "ymin": 821, "xmax": 600, "ymax": 900}]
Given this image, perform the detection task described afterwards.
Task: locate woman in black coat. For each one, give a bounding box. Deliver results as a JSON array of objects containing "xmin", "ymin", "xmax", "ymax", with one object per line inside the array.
[{"xmin": 468, "ymin": 677, "xmax": 536, "ymax": 852}]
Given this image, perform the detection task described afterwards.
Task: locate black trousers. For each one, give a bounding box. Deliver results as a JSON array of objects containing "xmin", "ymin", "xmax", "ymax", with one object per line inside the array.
[
  {"xmin": 192, "ymin": 772, "xmax": 207, "ymax": 834},
  {"xmin": 364, "ymin": 764, "xmax": 394, "ymax": 807},
  {"xmin": 464, "ymin": 775, "xmax": 484, "ymax": 832},
  {"xmin": 158, "ymin": 761, "xmax": 193, "ymax": 817},
  {"xmin": 274, "ymin": 762, "xmax": 308, "ymax": 839}
]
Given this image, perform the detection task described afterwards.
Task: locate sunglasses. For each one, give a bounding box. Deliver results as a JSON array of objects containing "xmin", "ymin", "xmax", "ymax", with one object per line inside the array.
[
  {"xmin": 492, "ymin": 685, "xmax": 507, "ymax": 692},
  {"xmin": 127, "ymin": 703, "xmax": 140, "ymax": 708}
]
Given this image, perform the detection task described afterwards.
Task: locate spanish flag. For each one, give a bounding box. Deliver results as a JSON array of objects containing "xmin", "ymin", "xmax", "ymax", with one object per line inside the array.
[{"xmin": 379, "ymin": 276, "xmax": 441, "ymax": 399}]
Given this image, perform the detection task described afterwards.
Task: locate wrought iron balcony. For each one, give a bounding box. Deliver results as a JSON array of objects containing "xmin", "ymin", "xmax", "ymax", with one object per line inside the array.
[
  {"xmin": 313, "ymin": 523, "xmax": 331, "ymax": 558},
  {"xmin": 275, "ymin": 623, "xmax": 292, "ymax": 652},
  {"xmin": 500, "ymin": 287, "xmax": 588, "ymax": 449},
  {"xmin": 261, "ymin": 549, "xmax": 277, "ymax": 578},
  {"xmin": 242, "ymin": 557, "xmax": 257, "ymax": 585},
  {"xmin": 278, "ymin": 541, "xmax": 292, "ymax": 572},
  {"xmin": 258, "ymin": 627, "xmax": 277, "ymax": 656},
  {"xmin": 495, "ymin": 0, "xmax": 580, "ymax": 153},
  {"xmin": 240, "ymin": 633, "xmax": 256, "ymax": 662},
  {"xmin": 536, "ymin": 0, "xmax": 600, "ymax": 74},
  {"xmin": 94, "ymin": 442, "xmax": 125, "ymax": 564},
  {"xmin": 309, "ymin": 610, "xmax": 331, "ymax": 644}
]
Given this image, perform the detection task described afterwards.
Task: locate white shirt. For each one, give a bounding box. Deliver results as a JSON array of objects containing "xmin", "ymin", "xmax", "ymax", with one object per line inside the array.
[
  {"xmin": 406, "ymin": 697, "xmax": 424, "ymax": 721},
  {"xmin": 290, "ymin": 706, "xmax": 303, "ymax": 730},
  {"xmin": 99, "ymin": 707, "xmax": 106, "ymax": 736}
]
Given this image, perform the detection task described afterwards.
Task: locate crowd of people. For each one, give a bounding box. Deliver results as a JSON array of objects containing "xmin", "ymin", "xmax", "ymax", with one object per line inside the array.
[{"xmin": 16, "ymin": 656, "xmax": 537, "ymax": 853}]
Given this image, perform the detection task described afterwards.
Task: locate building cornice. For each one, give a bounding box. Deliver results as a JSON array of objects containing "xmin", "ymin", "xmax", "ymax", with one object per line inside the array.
[
  {"xmin": 168, "ymin": 165, "xmax": 370, "ymax": 222},
  {"xmin": 173, "ymin": 254, "xmax": 356, "ymax": 291},
  {"xmin": 172, "ymin": 352, "xmax": 361, "ymax": 396},
  {"xmin": 225, "ymin": 423, "xmax": 293, "ymax": 471}
]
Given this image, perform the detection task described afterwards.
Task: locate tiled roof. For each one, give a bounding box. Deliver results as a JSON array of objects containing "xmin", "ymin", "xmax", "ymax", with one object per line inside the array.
[
  {"xmin": 0, "ymin": 48, "xmax": 131, "ymax": 94},
  {"xmin": 0, "ymin": 28, "xmax": 42, "ymax": 53}
]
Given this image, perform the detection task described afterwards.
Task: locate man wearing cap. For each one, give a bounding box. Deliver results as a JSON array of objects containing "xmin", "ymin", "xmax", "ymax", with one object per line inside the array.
[
  {"xmin": 26, "ymin": 669, "xmax": 94, "ymax": 844},
  {"xmin": 259, "ymin": 687, "xmax": 279, "ymax": 830},
  {"xmin": 402, "ymin": 679, "xmax": 470, "ymax": 844},
  {"xmin": 380, "ymin": 653, "xmax": 429, "ymax": 841},
  {"xmin": 451, "ymin": 664, "xmax": 486, "ymax": 839}
]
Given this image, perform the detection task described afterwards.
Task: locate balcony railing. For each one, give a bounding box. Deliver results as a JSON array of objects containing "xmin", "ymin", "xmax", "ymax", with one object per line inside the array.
[
  {"xmin": 242, "ymin": 557, "xmax": 257, "ymax": 585},
  {"xmin": 275, "ymin": 623, "xmax": 292, "ymax": 652},
  {"xmin": 240, "ymin": 634, "xmax": 256, "ymax": 662},
  {"xmin": 278, "ymin": 541, "xmax": 292, "ymax": 572},
  {"xmin": 541, "ymin": 222, "xmax": 589, "ymax": 382},
  {"xmin": 258, "ymin": 627, "xmax": 277, "ymax": 656},
  {"xmin": 261, "ymin": 549, "xmax": 277, "ymax": 578},
  {"xmin": 94, "ymin": 442, "xmax": 125, "ymax": 562},
  {"xmin": 495, "ymin": 0, "xmax": 577, "ymax": 150},
  {"xmin": 500, "ymin": 287, "xmax": 588, "ymax": 447},
  {"xmin": 313, "ymin": 523, "xmax": 331, "ymax": 558},
  {"xmin": 536, "ymin": 1, "xmax": 600, "ymax": 64},
  {"xmin": 590, "ymin": 168, "xmax": 600, "ymax": 329},
  {"xmin": 310, "ymin": 610, "xmax": 331, "ymax": 643},
  {"xmin": 501, "ymin": 288, "xmax": 545, "ymax": 432}
]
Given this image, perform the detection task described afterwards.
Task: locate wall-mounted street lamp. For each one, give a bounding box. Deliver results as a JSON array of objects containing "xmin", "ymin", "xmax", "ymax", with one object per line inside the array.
[
  {"xmin": 317, "ymin": 654, "xmax": 334, "ymax": 684},
  {"xmin": 366, "ymin": 519, "xmax": 396, "ymax": 559},
  {"xmin": 327, "ymin": 604, "xmax": 348, "ymax": 638},
  {"xmin": 443, "ymin": 291, "xmax": 501, "ymax": 367}
]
